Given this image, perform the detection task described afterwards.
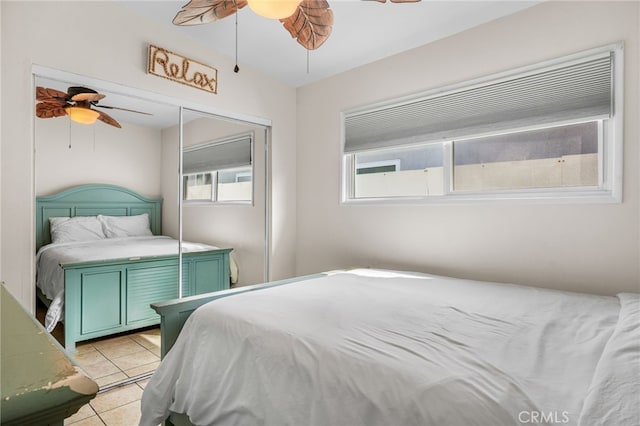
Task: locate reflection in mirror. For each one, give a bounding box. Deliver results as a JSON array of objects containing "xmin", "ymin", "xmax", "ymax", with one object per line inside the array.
[
  {"xmin": 32, "ymin": 72, "xmax": 270, "ymax": 393},
  {"xmin": 179, "ymin": 108, "xmax": 268, "ymax": 290},
  {"xmin": 33, "ymin": 73, "xmax": 182, "ymax": 389},
  {"xmin": 183, "ymin": 133, "xmax": 253, "ymax": 203}
]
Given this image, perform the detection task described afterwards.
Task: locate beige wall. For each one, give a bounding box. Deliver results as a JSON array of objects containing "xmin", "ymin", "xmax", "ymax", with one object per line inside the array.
[
  {"xmin": 35, "ymin": 118, "xmax": 163, "ymax": 198},
  {"xmin": 1, "ymin": 1, "xmax": 297, "ymax": 310},
  {"xmin": 0, "ymin": 2, "xmax": 3, "ymax": 281},
  {"xmin": 296, "ymin": 1, "xmax": 640, "ymax": 295}
]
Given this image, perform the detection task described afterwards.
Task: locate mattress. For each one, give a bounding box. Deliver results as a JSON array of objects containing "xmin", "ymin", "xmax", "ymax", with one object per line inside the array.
[
  {"xmin": 35, "ymin": 236, "xmax": 223, "ymax": 331},
  {"xmin": 140, "ymin": 269, "xmax": 639, "ymax": 426}
]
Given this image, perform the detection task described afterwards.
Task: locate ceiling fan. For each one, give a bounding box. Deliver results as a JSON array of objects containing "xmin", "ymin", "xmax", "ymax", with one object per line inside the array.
[
  {"xmin": 173, "ymin": 0, "xmax": 420, "ymax": 51},
  {"xmin": 35, "ymin": 86, "xmax": 151, "ymax": 128}
]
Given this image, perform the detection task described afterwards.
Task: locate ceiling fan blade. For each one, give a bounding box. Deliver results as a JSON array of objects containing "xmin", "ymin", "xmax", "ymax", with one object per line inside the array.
[
  {"xmin": 39, "ymin": 98, "xmax": 68, "ymax": 106},
  {"xmin": 173, "ymin": 0, "xmax": 248, "ymax": 25},
  {"xmin": 95, "ymin": 104, "xmax": 153, "ymax": 116},
  {"xmin": 96, "ymin": 110, "xmax": 122, "ymax": 128},
  {"xmin": 36, "ymin": 86, "xmax": 68, "ymax": 102},
  {"xmin": 36, "ymin": 102, "xmax": 67, "ymax": 118},
  {"xmin": 281, "ymin": 0, "xmax": 333, "ymax": 51}
]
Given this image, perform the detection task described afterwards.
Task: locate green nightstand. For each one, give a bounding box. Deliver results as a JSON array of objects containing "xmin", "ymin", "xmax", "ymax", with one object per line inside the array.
[{"xmin": 1, "ymin": 285, "xmax": 98, "ymax": 425}]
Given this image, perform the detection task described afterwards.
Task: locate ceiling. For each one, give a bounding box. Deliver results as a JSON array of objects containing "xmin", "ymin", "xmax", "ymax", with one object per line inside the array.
[
  {"xmin": 35, "ymin": 1, "xmax": 540, "ymax": 130},
  {"xmin": 121, "ymin": 0, "xmax": 540, "ymax": 88}
]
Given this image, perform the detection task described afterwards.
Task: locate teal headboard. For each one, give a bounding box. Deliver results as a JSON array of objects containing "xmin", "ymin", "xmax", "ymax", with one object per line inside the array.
[{"xmin": 35, "ymin": 184, "xmax": 162, "ymax": 251}]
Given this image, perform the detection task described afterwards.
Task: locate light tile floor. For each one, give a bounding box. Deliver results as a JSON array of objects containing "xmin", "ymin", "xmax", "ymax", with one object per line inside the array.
[
  {"xmin": 65, "ymin": 330, "xmax": 160, "ymax": 425},
  {"xmin": 36, "ymin": 303, "xmax": 160, "ymax": 425},
  {"xmin": 73, "ymin": 328, "xmax": 161, "ymax": 388},
  {"xmin": 64, "ymin": 378, "xmax": 150, "ymax": 425}
]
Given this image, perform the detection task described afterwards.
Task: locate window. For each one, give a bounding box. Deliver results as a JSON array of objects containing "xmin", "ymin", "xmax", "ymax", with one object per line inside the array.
[
  {"xmin": 184, "ymin": 172, "xmax": 213, "ymax": 201},
  {"xmin": 353, "ymin": 145, "xmax": 444, "ymax": 198},
  {"xmin": 217, "ymin": 168, "xmax": 253, "ymax": 202},
  {"xmin": 453, "ymin": 122, "xmax": 599, "ymax": 192},
  {"xmin": 183, "ymin": 133, "xmax": 253, "ymax": 203},
  {"xmin": 356, "ymin": 159, "xmax": 401, "ymax": 175},
  {"xmin": 342, "ymin": 44, "xmax": 623, "ymax": 203}
]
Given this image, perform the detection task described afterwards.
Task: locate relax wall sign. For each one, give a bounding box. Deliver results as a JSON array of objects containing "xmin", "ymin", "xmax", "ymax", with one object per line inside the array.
[{"xmin": 147, "ymin": 45, "xmax": 218, "ymax": 94}]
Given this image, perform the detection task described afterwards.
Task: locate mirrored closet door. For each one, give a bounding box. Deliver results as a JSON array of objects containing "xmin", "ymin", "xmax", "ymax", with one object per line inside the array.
[
  {"xmin": 179, "ymin": 108, "xmax": 269, "ymax": 292},
  {"xmin": 33, "ymin": 68, "xmax": 270, "ymax": 391}
]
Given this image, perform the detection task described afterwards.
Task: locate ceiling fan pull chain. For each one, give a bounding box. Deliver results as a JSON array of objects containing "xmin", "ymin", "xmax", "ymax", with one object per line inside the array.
[
  {"xmin": 306, "ymin": 49, "xmax": 310, "ymax": 74},
  {"xmin": 234, "ymin": 6, "xmax": 240, "ymax": 73}
]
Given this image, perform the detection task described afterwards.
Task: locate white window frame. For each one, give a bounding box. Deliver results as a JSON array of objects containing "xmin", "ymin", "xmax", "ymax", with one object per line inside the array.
[
  {"xmin": 341, "ymin": 43, "xmax": 623, "ymax": 205},
  {"xmin": 183, "ymin": 132, "xmax": 255, "ymax": 205}
]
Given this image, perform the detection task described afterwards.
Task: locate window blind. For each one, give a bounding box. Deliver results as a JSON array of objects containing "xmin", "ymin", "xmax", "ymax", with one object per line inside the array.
[
  {"xmin": 344, "ymin": 51, "xmax": 613, "ymax": 153},
  {"xmin": 183, "ymin": 135, "xmax": 252, "ymax": 174}
]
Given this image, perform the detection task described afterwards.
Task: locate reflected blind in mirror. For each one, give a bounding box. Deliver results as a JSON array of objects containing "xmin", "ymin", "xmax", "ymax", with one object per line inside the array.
[{"xmin": 183, "ymin": 134, "xmax": 253, "ymax": 174}]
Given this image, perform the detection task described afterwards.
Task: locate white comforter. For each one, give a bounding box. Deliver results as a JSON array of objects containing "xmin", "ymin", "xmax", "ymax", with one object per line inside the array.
[
  {"xmin": 140, "ymin": 269, "xmax": 639, "ymax": 426},
  {"xmin": 36, "ymin": 236, "xmax": 221, "ymax": 331}
]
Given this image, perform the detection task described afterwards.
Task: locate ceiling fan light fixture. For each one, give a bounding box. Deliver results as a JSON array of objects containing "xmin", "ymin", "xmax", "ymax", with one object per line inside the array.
[
  {"xmin": 247, "ymin": 0, "xmax": 302, "ymax": 19},
  {"xmin": 65, "ymin": 106, "xmax": 100, "ymax": 125}
]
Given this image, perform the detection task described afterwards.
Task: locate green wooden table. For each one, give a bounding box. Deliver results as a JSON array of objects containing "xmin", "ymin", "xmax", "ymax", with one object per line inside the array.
[{"xmin": 1, "ymin": 285, "xmax": 98, "ymax": 426}]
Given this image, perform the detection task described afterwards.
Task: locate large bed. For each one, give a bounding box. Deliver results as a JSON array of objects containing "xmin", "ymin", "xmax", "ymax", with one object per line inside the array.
[
  {"xmin": 140, "ymin": 269, "xmax": 639, "ymax": 426},
  {"xmin": 35, "ymin": 184, "xmax": 232, "ymax": 352}
]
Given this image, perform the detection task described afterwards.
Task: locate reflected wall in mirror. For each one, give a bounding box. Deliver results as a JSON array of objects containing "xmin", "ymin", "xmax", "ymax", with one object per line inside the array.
[
  {"xmin": 177, "ymin": 109, "xmax": 268, "ymax": 288},
  {"xmin": 33, "ymin": 75, "xmax": 182, "ymax": 368},
  {"xmin": 34, "ymin": 76, "xmax": 181, "ymax": 233}
]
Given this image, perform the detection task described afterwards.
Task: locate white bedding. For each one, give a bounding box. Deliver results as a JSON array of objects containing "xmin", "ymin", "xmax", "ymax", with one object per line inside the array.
[
  {"xmin": 577, "ymin": 292, "xmax": 640, "ymax": 426},
  {"xmin": 36, "ymin": 236, "xmax": 226, "ymax": 331},
  {"xmin": 140, "ymin": 269, "xmax": 638, "ymax": 426}
]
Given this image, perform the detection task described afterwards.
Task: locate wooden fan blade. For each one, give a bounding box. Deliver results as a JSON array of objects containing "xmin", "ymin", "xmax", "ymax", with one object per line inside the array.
[
  {"xmin": 96, "ymin": 110, "xmax": 122, "ymax": 128},
  {"xmin": 281, "ymin": 0, "xmax": 333, "ymax": 51},
  {"xmin": 173, "ymin": 0, "xmax": 248, "ymax": 25},
  {"xmin": 36, "ymin": 86, "xmax": 68, "ymax": 102},
  {"xmin": 96, "ymin": 104, "xmax": 153, "ymax": 116},
  {"xmin": 36, "ymin": 102, "xmax": 67, "ymax": 119}
]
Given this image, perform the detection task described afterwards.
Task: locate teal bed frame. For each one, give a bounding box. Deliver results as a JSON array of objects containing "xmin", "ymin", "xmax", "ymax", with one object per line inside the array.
[
  {"xmin": 150, "ymin": 273, "xmax": 325, "ymax": 426},
  {"xmin": 35, "ymin": 184, "xmax": 232, "ymax": 352}
]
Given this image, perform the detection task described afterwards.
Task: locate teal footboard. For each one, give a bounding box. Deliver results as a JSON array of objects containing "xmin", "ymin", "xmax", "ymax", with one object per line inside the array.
[{"xmin": 62, "ymin": 249, "xmax": 231, "ymax": 352}]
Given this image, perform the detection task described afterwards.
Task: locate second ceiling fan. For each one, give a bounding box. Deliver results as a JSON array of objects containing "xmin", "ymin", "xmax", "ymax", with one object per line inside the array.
[{"xmin": 35, "ymin": 86, "xmax": 151, "ymax": 128}]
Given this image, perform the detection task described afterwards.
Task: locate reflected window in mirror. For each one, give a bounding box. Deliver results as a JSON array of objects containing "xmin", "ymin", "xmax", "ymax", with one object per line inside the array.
[
  {"xmin": 184, "ymin": 172, "xmax": 214, "ymax": 201},
  {"xmin": 183, "ymin": 132, "xmax": 253, "ymax": 203}
]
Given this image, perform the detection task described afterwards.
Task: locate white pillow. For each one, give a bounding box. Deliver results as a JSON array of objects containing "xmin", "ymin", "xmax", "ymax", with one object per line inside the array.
[
  {"xmin": 49, "ymin": 216, "xmax": 106, "ymax": 244},
  {"xmin": 99, "ymin": 213, "xmax": 153, "ymax": 238}
]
